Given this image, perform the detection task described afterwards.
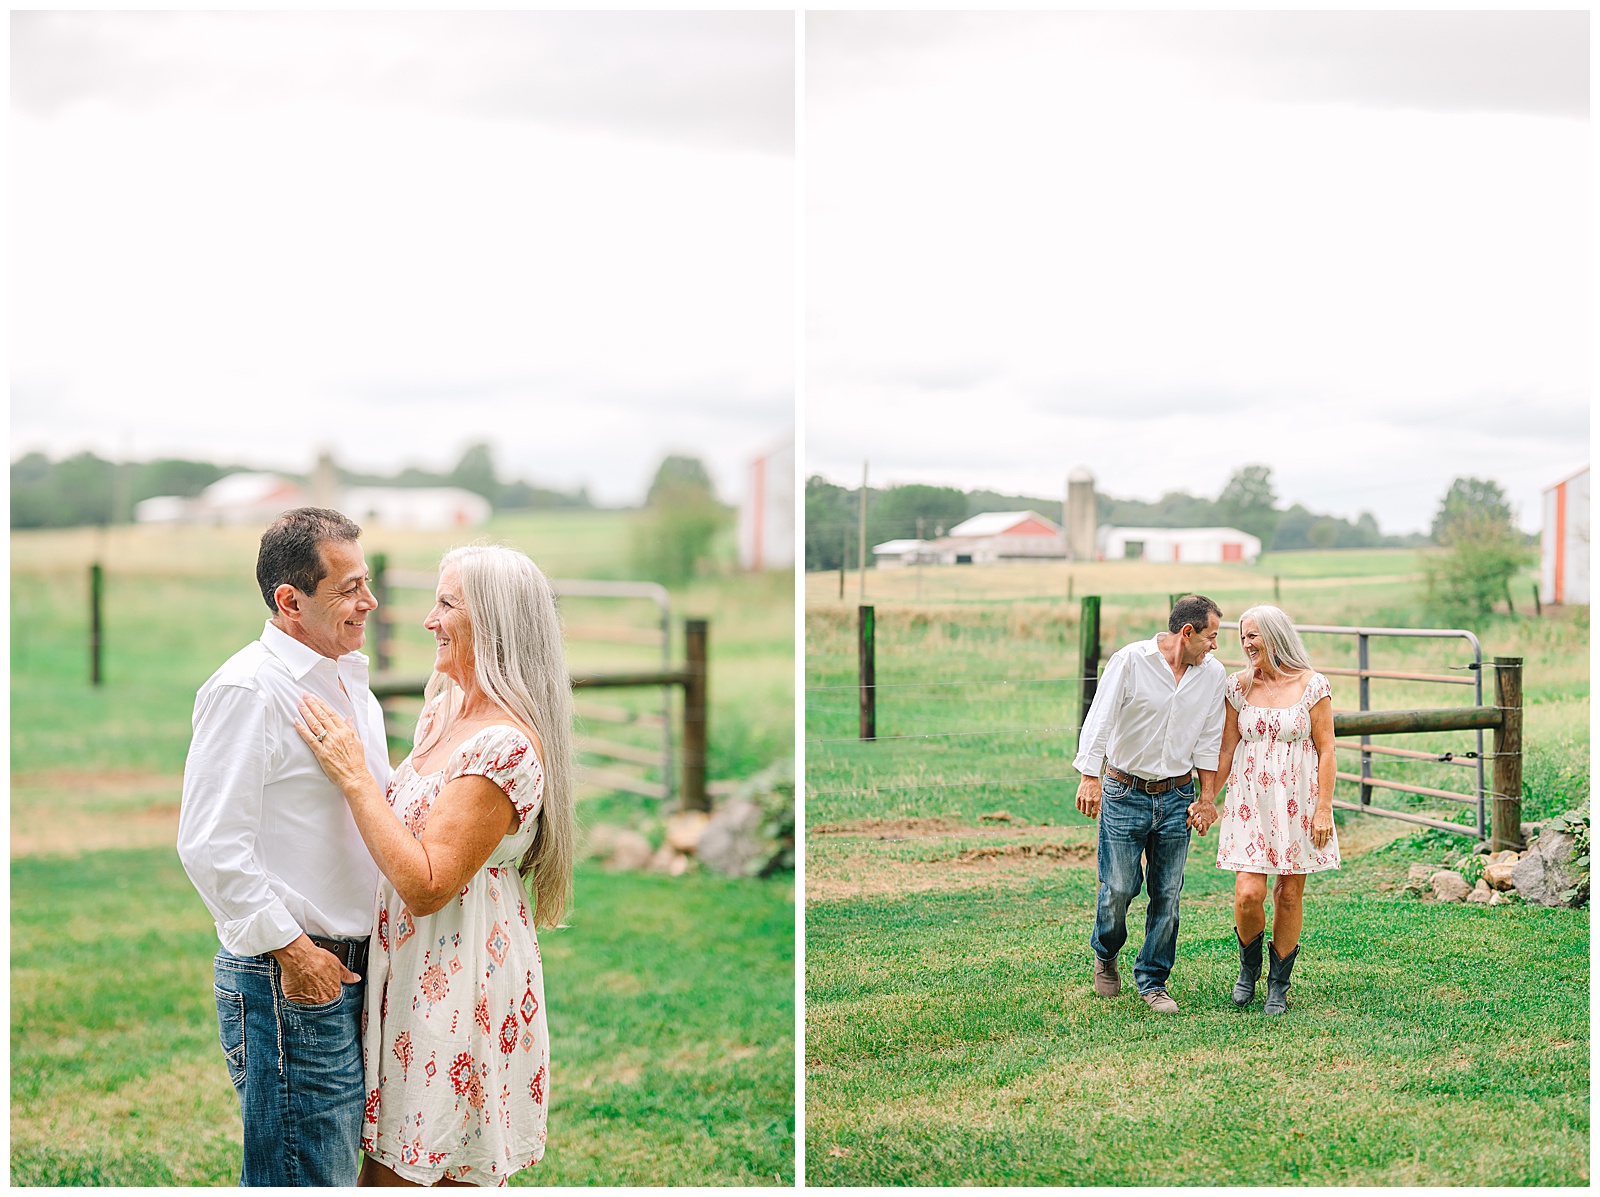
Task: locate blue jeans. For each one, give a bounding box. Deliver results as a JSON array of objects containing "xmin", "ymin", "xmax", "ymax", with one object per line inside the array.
[
  {"xmin": 213, "ymin": 947, "xmax": 365, "ymax": 1186},
  {"xmin": 1090, "ymin": 774, "xmax": 1194, "ymax": 994}
]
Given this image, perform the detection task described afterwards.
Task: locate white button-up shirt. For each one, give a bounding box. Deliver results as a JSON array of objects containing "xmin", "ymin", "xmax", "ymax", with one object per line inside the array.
[
  {"xmin": 178, "ymin": 621, "xmax": 391, "ymax": 957},
  {"xmin": 1073, "ymin": 635, "xmax": 1227, "ymax": 780}
]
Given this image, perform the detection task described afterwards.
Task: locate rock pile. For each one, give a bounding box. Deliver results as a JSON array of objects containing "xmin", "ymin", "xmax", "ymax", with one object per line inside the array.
[{"xmin": 1404, "ymin": 832, "xmax": 1584, "ymax": 909}]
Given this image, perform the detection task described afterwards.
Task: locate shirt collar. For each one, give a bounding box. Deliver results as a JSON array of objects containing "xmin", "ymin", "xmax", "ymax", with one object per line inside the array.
[{"xmin": 261, "ymin": 619, "xmax": 364, "ymax": 681}]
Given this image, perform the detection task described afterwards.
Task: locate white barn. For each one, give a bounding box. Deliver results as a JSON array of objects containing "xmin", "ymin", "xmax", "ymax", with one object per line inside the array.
[
  {"xmin": 937, "ymin": 510, "xmax": 1064, "ymax": 564},
  {"xmin": 1100, "ymin": 525, "xmax": 1262, "ymax": 565},
  {"xmin": 337, "ymin": 486, "xmax": 490, "ymax": 531},
  {"xmin": 1541, "ymin": 467, "xmax": 1589, "ymax": 605},
  {"xmin": 738, "ymin": 435, "xmax": 795, "ymax": 570}
]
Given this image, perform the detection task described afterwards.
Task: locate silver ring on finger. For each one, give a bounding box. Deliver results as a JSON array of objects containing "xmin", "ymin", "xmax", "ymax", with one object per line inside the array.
[{"xmin": 316, "ymin": 730, "xmax": 327, "ymax": 742}]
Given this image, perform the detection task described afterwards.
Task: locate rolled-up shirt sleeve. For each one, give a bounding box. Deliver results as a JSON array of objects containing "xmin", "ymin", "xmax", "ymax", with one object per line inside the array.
[
  {"xmin": 1192, "ymin": 673, "xmax": 1227, "ymax": 772},
  {"xmin": 177, "ymin": 683, "xmax": 302, "ymax": 957},
  {"xmin": 1071, "ymin": 648, "xmax": 1128, "ymax": 778}
]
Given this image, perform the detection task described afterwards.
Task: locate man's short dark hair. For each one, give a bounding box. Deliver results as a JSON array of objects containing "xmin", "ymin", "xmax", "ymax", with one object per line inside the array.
[
  {"xmin": 1169, "ymin": 594, "xmax": 1222, "ymax": 635},
  {"xmin": 256, "ymin": 508, "xmax": 363, "ymax": 613}
]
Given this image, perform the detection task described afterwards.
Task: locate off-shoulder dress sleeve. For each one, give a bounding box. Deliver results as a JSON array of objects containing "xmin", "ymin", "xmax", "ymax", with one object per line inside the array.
[{"xmin": 447, "ymin": 726, "xmax": 545, "ymax": 829}]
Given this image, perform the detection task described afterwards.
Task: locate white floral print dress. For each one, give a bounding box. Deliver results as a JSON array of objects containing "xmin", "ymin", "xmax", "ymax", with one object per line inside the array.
[
  {"xmin": 360, "ymin": 720, "xmax": 549, "ymax": 1187},
  {"xmin": 1216, "ymin": 671, "xmax": 1340, "ymax": 876}
]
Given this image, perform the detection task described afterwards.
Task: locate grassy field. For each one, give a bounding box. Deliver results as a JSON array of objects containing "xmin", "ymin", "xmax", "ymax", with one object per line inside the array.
[
  {"xmin": 11, "ymin": 513, "xmax": 795, "ymax": 1186},
  {"xmin": 804, "ymin": 550, "xmax": 1589, "ymax": 1185}
]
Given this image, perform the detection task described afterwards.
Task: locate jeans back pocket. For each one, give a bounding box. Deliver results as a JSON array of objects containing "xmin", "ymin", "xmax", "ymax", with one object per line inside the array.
[{"xmin": 215, "ymin": 986, "xmax": 247, "ymax": 1088}]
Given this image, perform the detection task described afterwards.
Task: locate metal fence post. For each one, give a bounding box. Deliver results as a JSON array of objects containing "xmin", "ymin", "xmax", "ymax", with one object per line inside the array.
[
  {"xmin": 1078, "ymin": 595, "xmax": 1101, "ymax": 733},
  {"xmin": 90, "ymin": 561, "xmax": 104, "ymax": 687},
  {"xmin": 682, "ymin": 619, "xmax": 709, "ymax": 812},
  {"xmin": 1358, "ymin": 632, "xmax": 1371, "ymax": 807},
  {"xmin": 858, "ymin": 605, "xmax": 876, "ymax": 741},
  {"xmin": 1491, "ymin": 656, "xmax": 1524, "ymax": 851}
]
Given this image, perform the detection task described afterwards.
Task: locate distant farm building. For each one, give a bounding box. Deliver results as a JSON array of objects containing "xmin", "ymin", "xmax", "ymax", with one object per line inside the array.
[
  {"xmin": 134, "ymin": 472, "xmax": 309, "ymax": 526},
  {"xmin": 135, "ymin": 472, "xmax": 490, "ymax": 530},
  {"xmin": 1541, "ymin": 466, "xmax": 1589, "ymax": 605},
  {"xmin": 935, "ymin": 510, "xmax": 1065, "ymax": 565},
  {"xmin": 1100, "ymin": 525, "xmax": 1262, "ymax": 565},
  {"xmin": 872, "ymin": 538, "xmax": 942, "ymax": 568},
  {"xmin": 339, "ymin": 486, "xmax": 490, "ymax": 531},
  {"xmin": 738, "ymin": 435, "xmax": 795, "ymax": 570}
]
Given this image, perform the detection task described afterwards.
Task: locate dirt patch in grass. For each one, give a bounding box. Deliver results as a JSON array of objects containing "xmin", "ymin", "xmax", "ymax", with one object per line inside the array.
[
  {"xmin": 808, "ymin": 836, "xmax": 1096, "ymax": 903},
  {"xmin": 810, "ymin": 817, "xmax": 968, "ymax": 838},
  {"xmin": 954, "ymin": 843, "xmax": 1093, "ymax": 864},
  {"xmin": 11, "ymin": 771, "xmax": 183, "ymax": 858}
]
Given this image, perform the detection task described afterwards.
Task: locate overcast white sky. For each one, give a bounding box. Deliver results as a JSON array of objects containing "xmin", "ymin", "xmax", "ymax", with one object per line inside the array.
[
  {"xmin": 12, "ymin": 11, "xmax": 793, "ymax": 505},
  {"xmin": 807, "ymin": 11, "xmax": 1588, "ymax": 534}
]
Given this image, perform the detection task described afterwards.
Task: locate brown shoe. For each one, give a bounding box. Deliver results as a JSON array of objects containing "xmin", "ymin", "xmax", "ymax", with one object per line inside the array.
[
  {"xmin": 1140, "ymin": 988, "xmax": 1179, "ymax": 1014},
  {"xmin": 1092, "ymin": 956, "xmax": 1121, "ymax": 997}
]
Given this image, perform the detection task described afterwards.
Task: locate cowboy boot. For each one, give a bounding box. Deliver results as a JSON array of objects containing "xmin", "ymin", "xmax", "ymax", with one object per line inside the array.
[
  {"xmin": 1262, "ymin": 942, "xmax": 1298, "ymax": 1016},
  {"xmin": 1232, "ymin": 928, "xmax": 1264, "ymax": 1006}
]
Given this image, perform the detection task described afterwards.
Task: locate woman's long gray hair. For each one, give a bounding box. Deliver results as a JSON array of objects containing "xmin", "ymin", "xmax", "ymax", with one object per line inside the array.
[
  {"xmin": 421, "ymin": 544, "xmax": 575, "ymax": 928},
  {"xmin": 1238, "ymin": 603, "xmax": 1314, "ymax": 699}
]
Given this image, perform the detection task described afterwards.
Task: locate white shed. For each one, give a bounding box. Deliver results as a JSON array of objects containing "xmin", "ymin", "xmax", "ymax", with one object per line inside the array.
[
  {"xmin": 1100, "ymin": 525, "xmax": 1262, "ymax": 565},
  {"xmin": 1541, "ymin": 467, "xmax": 1589, "ymax": 605},
  {"xmin": 872, "ymin": 538, "xmax": 940, "ymax": 568}
]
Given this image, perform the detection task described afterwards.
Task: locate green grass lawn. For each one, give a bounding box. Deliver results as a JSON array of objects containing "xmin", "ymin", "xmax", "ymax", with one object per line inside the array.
[
  {"xmin": 804, "ymin": 842, "xmax": 1588, "ymax": 1185},
  {"xmin": 12, "ymin": 849, "xmax": 794, "ymax": 1186},
  {"xmin": 804, "ymin": 552, "xmax": 1589, "ymax": 1185},
  {"xmin": 11, "ymin": 516, "xmax": 796, "ymax": 1185}
]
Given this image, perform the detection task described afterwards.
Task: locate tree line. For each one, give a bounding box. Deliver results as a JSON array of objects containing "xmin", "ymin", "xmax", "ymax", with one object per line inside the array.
[
  {"xmin": 803, "ymin": 465, "xmax": 1445, "ymax": 572},
  {"xmin": 9, "ymin": 443, "xmax": 592, "ymax": 530}
]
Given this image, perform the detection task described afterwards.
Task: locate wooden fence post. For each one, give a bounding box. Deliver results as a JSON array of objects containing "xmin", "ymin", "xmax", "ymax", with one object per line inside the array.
[
  {"xmin": 858, "ymin": 604, "xmax": 876, "ymax": 741},
  {"xmin": 89, "ymin": 561, "xmax": 104, "ymax": 687},
  {"xmin": 370, "ymin": 552, "xmax": 392, "ymax": 672},
  {"xmin": 1078, "ymin": 595, "xmax": 1101, "ymax": 732},
  {"xmin": 681, "ymin": 619, "xmax": 709, "ymax": 812},
  {"xmin": 1491, "ymin": 656, "xmax": 1523, "ymax": 851}
]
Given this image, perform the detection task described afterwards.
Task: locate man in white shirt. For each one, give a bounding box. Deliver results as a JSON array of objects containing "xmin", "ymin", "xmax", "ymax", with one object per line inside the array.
[
  {"xmin": 177, "ymin": 507, "xmax": 392, "ymax": 1186},
  {"xmin": 1073, "ymin": 595, "xmax": 1225, "ymax": 1014}
]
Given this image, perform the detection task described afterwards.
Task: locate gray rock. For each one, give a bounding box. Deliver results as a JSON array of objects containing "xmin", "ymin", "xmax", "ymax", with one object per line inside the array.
[
  {"xmin": 1489, "ymin": 849, "xmax": 1520, "ymax": 866},
  {"xmin": 1467, "ymin": 884, "xmax": 1493, "ymax": 904},
  {"xmin": 1407, "ymin": 863, "xmax": 1434, "ymax": 883},
  {"xmin": 1473, "ymin": 841, "xmax": 1494, "ymax": 855},
  {"xmin": 1511, "ymin": 828, "xmax": 1579, "ymax": 907},
  {"xmin": 1488, "ymin": 889, "xmax": 1516, "ymax": 906},
  {"xmin": 1520, "ymin": 821, "xmax": 1543, "ymax": 845},
  {"xmin": 697, "ymin": 799, "xmax": 766, "ymax": 877},
  {"xmin": 1429, "ymin": 870, "xmax": 1471, "ymax": 902}
]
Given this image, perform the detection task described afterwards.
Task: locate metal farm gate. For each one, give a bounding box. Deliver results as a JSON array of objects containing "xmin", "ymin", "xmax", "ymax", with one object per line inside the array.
[{"xmin": 368, "ymin": 558, "xmax": 707, "ymax": 811}]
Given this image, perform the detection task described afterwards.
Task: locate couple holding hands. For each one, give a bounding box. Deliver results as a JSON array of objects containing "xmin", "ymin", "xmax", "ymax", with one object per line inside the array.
[{"xmin": 1074, "ymin": 595, "xmax": 1340, "ymax": 1016}]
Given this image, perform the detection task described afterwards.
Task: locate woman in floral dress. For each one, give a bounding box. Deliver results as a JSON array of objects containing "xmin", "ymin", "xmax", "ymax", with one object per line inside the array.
[
  {"xmin": 1213, "ymin": 604, "xmax": 1337, "ymax": 1016},
  {"xmin": 296, "ymin": 544, "xmax": 575, "ymax": 1185}
]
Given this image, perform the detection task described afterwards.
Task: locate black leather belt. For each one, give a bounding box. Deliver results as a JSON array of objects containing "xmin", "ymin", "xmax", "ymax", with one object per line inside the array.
[
  {"xmin": 309, "ymin": 935, "xmax": 369, "ymax": 978},
  {"xmin": 1104, "ymin": 764, "xmax": 1194, "ymax": 795}
]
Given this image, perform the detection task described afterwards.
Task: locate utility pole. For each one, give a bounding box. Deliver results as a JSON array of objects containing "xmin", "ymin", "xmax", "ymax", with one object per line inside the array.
[{"xmin": 858, "ymin": 460, "xmax": 868, "ymax": 603}]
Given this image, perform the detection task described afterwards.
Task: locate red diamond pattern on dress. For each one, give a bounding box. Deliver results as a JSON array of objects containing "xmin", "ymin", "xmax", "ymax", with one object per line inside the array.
[
  {"xmin": 476, "ymin": 994, "xmax": 491, "ymax": 1035},
  {"xmin": 530, "ymin": 1064, "xmax": 545, "ymax": 1105},
  {"xmin": 487, "ymin": 925, "xmax": 510, "ymax": 965},
  {"xmin": 520, "ymin": 988, "xmax": 538, "ymax": 1023},
  {"xmin": 500, "ymin": 1014, "xmax": 519, "ymax": 1056}
]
